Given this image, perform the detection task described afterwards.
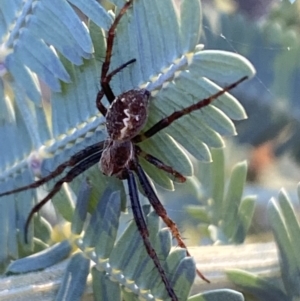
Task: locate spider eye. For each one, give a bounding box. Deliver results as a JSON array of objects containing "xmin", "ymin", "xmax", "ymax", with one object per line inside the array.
[{"xmin": 143, "ymin": 89, "xmax": 151, "ymax": 98}]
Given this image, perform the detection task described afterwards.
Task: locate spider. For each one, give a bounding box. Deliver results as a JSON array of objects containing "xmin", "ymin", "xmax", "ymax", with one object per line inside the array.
[{"xmin": 0, "ymin": 0, "xmax": 249, "ymax": 300}]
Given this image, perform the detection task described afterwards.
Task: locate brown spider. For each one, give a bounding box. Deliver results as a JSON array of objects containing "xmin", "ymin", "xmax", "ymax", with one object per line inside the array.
[{"xmin": 0, "ymin": 0, "xmax": 249, "ymax": 300}]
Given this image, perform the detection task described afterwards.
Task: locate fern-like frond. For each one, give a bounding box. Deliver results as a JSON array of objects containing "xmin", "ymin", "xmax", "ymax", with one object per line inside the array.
[
  {"xmin": 0, "ymin": 0, "xmax": 254, "ymax": 280},
  {"xmin": 227, "ymin": 184, "xmax": 300, "ymax": 301},
  {"xmin": 186, "ymin": 147, "xmax": 256, "ymax": 244}
]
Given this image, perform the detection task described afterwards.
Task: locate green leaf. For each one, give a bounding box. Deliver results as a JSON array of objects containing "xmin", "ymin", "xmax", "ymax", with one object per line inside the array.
[
  {"xmin": 55, "ymin": 253, "xmax": 90, "ymax": 301},
  {"xmin": 277, "ymin": 190, "xmax": 300, "ymax": 272},
  {"xmin": 6, "ymin": 240, "xmax": 72, "ymax": 274},
  {"xmin": 185, "ymin": 205, "xmax": 211, "ymax": 224},
  {"xmin": 192, "ymin": 148, "xmax": 255, "ymax": 244},
  {"xmin": 188, "ymin": 289, "xmax": 244, "ymax": 301},
  {"xmin": 233, "ymin": 195, "xmax": 256, "ymax": 243},
  {"xmin": 71, "ymin": 179, "xmax": 92, "ymax": 235},
  {"xmin": 268, "ymin": 191, "xmax": 300, "ymax": 297},
  {"xmin": 222, "ymin": 161, "xmax": 247, "ymax": 240},
  {"xmin": 92, "ymin": 267, "xmax": 121, "ymax": 301},
  {"xmin": 210, "ymin": 148, "xmax": 225, "ymax": 219},
  {"xmin": 227, "ymin": 269, "xmax": 289, "ymax": 301},
  {"xmin": 87, "ymin": 207, "xmax": 195, "ymax": 300}
]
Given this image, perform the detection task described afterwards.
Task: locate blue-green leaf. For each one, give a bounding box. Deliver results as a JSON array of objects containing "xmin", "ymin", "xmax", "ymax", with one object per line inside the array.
[
  {"xmin": 6, "ymin": 240, "xmax": 72, "ymax": 274},
  {"xmin": 55, "ymin": 253, "xmax": 90, "ymax": 301}
]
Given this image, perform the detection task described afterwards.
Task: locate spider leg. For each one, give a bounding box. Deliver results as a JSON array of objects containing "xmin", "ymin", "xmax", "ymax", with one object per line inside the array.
[
  {"xmin": 96, "ymin": 90, "xmax": 108, "ymax": 116},
  {"xmin": 96, "ymin": 59, "xmax": 136, "ymax": 116},
  {"xmin": 101, "ymin": 0, "xmax": 134, "ymax": 103},
  {"xmin": 105, "ymin": 58, "xmax": 136, "ymax": 82},
  {"xmin": 0, "ymin": 142, "xmax": 104, "ymax": 198},
  {"xmin": 24, "ymin": 148, "xmax": 103, "ymax": 243},
  {"xmin": 135, "ymin": 162, "xmax": 210, "ymax": 283},
  {"xmin": 127, "ymin": 169, "xmax": 178, "ymax": 301},
  {"xmin": 135, "ymin": 145, "xmax": 186, "ymax": 183},
  {"xmin": 133, "ymin": 76, "xmax": 248, "ymax": 143}
]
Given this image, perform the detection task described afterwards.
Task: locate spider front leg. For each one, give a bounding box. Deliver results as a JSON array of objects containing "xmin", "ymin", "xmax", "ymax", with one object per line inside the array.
[
  {"xmin": 135, "ymin": 162, "xmax": 210, "ymax": 283},
  {"xmin": 99, "ymin": 0, "xmax": 134, "ymax": 105},
  {"xmin": 96, "ymin": 59, "xmax": 136, "ymax": 116},
  {"xmin": 133, "ymin": 76, "xmax": 248, "ymax": 143},
  {"xmin": 127, "ymin": 169, "xmax": 179, "ymax": 301}
]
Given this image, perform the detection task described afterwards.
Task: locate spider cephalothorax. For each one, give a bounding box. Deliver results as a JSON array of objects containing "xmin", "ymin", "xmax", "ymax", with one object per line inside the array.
[{"xmin": 105, "ymin": 89, "xmax": 150, "ymax": 141}]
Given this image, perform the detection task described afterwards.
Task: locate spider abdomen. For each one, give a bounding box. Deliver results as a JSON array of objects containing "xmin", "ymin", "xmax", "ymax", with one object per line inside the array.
[
  {"xmin": 99, "ymin": 139, "xmax": 134, "ymax": 179},
  {"xmin": 106, "ymin": 89, "xmax": 150, "ymax": 141}
]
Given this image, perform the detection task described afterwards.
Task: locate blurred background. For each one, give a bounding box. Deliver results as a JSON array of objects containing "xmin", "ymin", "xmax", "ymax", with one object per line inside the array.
[{"xmin": 160, "ymin": 0, "xmax": 300, "ymax": 244}]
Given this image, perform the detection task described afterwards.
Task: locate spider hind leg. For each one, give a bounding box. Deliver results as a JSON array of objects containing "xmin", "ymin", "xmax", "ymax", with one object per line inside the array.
[
  {"xmin": 127, "ymin": 169, "xmax": 179, "ymax": 301},
  {"xmin": 135, "ymin": 162, "xmax": 210, "ymax": 283},
  {"xmin": 135, "ymin": 145, "xmax": 186, "ymax": 183}
]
